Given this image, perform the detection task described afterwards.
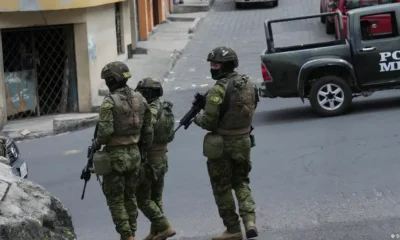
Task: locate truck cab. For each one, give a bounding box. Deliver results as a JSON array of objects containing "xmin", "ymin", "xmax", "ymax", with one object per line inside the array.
[
  {"xmin": 323, "ymin": 0, "xmax": 399, "ymax": 38},
  {"xmin": 348, "ymin": 4, "xmax": 400, "ymax": 87},
  {"xmin": 260, "ymin": 3, "xmax": 400, "ymax": 117}
]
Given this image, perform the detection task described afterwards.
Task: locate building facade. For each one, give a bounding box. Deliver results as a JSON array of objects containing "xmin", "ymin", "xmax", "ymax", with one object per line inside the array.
[{"xmin": 0, "ymin": 0, "xmax": 171, "ymax": 128}]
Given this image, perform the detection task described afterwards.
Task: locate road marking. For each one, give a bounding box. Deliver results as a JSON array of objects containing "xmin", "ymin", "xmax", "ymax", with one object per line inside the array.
[{"xmin": 63, "ymin": 150, "xmax": 82, "ymax": 156}]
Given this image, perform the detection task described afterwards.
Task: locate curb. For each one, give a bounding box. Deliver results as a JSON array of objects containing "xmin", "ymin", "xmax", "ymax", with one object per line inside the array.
[
  {"xmin": 53, "ymin": 115, "xmax": 99, "ymax": 134},
  {"xmin": 162, "ymin": 48, "xmax": 184, "ymax": 80},
  {"xmin": 188, "ymin": 17, "xmax": 204, "ymax": 34},
  {"xmin": 6, "ymin": 130, "xmax": 55, "ymax": 142},
  {"xmin": 168, "ymin": 16, "xmax": 196, "ymax": 22},
  {"xmin": 6, "ymin": 115, "xmax": 99, "ymax": 142}
]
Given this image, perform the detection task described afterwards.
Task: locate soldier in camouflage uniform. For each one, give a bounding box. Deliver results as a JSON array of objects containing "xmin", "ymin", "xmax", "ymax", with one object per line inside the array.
[
  {"xmin": 194, "ymin": 46, "xmax": 259, "ymax": 240},
  {"xmin": 94, "ymin": 61, "xmax": 154, "ymax": 240},
  {"xmin": 135, "ymin": 77, "xmax": 176, "ymax": 240}
]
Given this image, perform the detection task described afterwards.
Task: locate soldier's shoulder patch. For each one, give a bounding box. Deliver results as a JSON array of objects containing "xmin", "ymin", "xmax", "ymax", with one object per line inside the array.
[
  {"xmin": 150, "ymin": 107, "xmax": 158, "ymax": 115},
  {"xmin": 209, "ymin": 96, "xmax": 221, "ymax": 104},
  {"xmin": 100, "ymin": 102, "xmax": 113, "ymax": 110}
]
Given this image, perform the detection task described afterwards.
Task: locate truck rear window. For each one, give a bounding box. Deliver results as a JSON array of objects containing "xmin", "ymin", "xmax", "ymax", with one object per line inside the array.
[{"xmin": 344, "ymin": 0, "xmax": 397, "ymax": 9}]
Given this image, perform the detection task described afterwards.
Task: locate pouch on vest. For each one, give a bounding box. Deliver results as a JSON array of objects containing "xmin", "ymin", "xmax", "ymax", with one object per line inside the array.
[
  {"xmin": 154, "ymin": 100, "xmax": 175, "ymax": 144},
  {"xmin": 93, "ymin": 151, "xmax": 111, "ymax": 175},
  {"xmin": 203, "ymin": 132, "xmax": 224, "ymax": 159}
]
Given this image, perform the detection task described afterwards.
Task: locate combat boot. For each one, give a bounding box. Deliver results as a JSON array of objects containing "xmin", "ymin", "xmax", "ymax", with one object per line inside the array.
[
  {"xmin": 244, "ymin": 221, "xmax": 258, "ymax": 239},
  {"xmin": 153, "ymin": 226, "xmax": 176, "ymax": 240},
  {"xmin": 211, "ymin": 231, "xmax": 243, "ymax": 240},
  {"xmin": 142, "ymin": 232, "xmax": 155, "ymax": 240}
]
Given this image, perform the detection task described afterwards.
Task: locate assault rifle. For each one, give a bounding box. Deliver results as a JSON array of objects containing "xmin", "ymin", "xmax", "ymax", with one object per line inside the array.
[
  {"xmin": 173, "ymin": 92, "xmax": 207, "ymax": 134},
  {"xmin": 138, "ymin": 141, "xmax": 147, "ymax": 164},
  {"xmin": 80, "ymin": 123, "xmax": 102, "ymax": 200}
]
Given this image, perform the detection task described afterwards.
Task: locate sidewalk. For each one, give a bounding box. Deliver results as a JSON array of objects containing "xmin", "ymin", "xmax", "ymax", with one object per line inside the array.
[
  {"xmin": 2, "ymin": 11, "xmax": 211, "ymax": 141},
  {"xmin": 97, "ymin": 11, "xmax": 209, "ymax": 97}
]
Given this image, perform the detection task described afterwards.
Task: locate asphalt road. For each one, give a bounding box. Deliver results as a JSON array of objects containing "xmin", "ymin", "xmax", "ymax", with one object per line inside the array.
[{"xmin": 16, "ymin": 0, "xmax": 400, "ymax": 239}]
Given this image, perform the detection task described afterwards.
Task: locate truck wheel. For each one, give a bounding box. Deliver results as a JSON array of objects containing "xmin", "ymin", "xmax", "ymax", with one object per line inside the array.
[
  {"xmin": 326, "ymin": 21, "xmax": 335, "ymax": 34},
  {"xmin": 309, "ymin": 76, "xmax": 352, "ymax": 117}
]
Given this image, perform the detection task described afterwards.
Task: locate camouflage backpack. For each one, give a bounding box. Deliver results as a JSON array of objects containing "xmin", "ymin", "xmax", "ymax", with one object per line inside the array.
[{"xmin": 153, "ymin": 100, "xmax": 175, "ymax": 144}]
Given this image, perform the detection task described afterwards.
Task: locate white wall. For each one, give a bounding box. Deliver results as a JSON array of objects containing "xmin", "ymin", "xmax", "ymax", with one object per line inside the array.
[{"xmin": 85, "ymin": 1, "xmax": 132, "ymax": 107}]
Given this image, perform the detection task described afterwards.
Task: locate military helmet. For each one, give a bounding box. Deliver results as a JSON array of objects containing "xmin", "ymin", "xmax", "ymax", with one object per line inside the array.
[
  {"xmin": 207, "ymin": 46, "xmax": 239, "ymax": 68},
  {"xmin": 101, "ymin": 61, "xmax": 132, "ymax": 82},
  {"xmin": 135, "ymin": 77, "xmax": 163, "ymax": 101}
]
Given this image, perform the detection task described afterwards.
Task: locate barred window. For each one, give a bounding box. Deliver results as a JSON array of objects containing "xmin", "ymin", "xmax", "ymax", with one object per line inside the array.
[{"xmin": 115, "ymin": 2, "xmax": 124, "ymax": 55}]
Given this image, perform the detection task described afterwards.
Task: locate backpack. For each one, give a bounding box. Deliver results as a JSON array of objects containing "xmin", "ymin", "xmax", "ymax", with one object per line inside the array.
[{"xmin": 153, "ymin": 100, "xmax": 175, "ymax": 144}]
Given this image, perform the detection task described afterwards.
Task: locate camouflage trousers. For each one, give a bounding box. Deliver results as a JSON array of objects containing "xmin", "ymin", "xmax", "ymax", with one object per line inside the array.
[
  {"xmin": 137, "ymin": 152, "xmax": 170, "ymax": 233},
  {"xmin": 102, "ymin": 145, "xmax": 141, "ymax": 240},
  {"xmin": 206, "ymin": 135, "xmax": 256, "ymax": 233}
]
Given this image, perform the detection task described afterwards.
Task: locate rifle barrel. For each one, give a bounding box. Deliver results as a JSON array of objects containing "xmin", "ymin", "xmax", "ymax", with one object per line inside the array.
[{"xmin": 81, "ymin": 181, "xmax": 87, "ymax": 200}]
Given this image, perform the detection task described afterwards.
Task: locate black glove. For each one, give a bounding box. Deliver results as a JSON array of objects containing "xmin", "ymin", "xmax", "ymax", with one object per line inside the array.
[{"xmin": 92, "ymin": 140, "xmax": 101, "ymax": 151}]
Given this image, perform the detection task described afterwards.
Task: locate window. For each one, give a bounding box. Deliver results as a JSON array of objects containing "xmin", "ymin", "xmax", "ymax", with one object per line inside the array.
[
  {"xmin": 115, "ymin": 2, "xmax": 125, "ymax": 55},
  {"xmin": 360, "ymin": 11, "xmax": 398, "ymax": 41},
  {"xmin": 344, "ymin": 0, "xmax": 397, "ymax": 10}
]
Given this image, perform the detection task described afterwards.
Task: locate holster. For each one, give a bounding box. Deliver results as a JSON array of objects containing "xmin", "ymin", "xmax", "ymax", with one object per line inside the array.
[{"xmin": 250, "ymin": 134, "xmax": 256, "ymax": 148}]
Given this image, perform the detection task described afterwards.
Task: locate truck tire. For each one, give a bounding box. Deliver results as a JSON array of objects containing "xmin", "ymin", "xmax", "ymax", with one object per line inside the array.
[
  {"xmin": 309, "ymin": 76, "xmax": 352, "ymax": 117},
  {"xmin": 326, "ymin": 20, "xmax": 335, "ymax": 34}
]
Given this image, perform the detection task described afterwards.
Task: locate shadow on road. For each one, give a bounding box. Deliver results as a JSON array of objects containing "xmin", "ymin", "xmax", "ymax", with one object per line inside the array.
[{"xmin": 255, "ymin": 96, "xmax": 400, "ymax": 125}]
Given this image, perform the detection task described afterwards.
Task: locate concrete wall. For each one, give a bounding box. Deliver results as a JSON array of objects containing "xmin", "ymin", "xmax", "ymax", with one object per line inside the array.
[
  {"xmin": 0, "ymin": 2, "xmax": 133, "ymax": 125},
  {"xmin": 86, "ymin": 1, "xmax": 132, "ymax": 107},
  {"xmin": 0, "ymin": 0, "xmax": 125, "ymax": 12}
]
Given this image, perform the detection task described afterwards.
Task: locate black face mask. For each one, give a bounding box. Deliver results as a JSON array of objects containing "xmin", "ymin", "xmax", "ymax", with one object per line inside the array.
[
  {"xmin": 210, "ymin": 69, "xmax": 222, "ymax": 80},
  {"xmin": 210, "ymin": 62, "xmax": 235, "ymax": 80}
]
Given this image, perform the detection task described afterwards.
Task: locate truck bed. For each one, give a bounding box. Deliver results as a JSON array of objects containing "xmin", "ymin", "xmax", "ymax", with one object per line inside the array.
[{"xmin": 261, "ymin": 41, "xmax": 352, "ymax": 98}]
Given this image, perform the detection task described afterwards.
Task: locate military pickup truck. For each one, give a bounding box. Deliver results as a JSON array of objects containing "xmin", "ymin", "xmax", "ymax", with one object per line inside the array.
[{"xmin": 260, "ymin": 3, "xmax": 400, "ymax": 117}]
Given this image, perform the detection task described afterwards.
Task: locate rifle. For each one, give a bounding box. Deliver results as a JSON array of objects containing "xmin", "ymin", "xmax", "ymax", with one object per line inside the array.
[
  {"xmin": 173, "ymin": 92, "xmax": 207, "ymax": 134},
  {"xmin": 80, "ymin": 123, "xmax": 102, "ymax": 200},
  {"xmin": 138, "ymin": 141, "xmax": 147, "ymax": 164}
]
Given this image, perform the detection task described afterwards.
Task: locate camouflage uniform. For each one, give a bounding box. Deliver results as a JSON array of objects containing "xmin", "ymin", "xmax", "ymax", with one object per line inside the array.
[
  {"xmin": 96, "ymin": 62, "xmax": 153, "ymax": 240},
  {"xmin": 135, "ymin": 78, "xmax": 176, "ymax": 240},
  {"xmin": 194, "ymin": 47, "xmax": 259, "ymax": 240}
]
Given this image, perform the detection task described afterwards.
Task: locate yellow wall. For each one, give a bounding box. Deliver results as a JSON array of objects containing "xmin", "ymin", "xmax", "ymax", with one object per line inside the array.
[{"xmin": 0, "ymin": 0, "xmax": 125, "ymax": 12}]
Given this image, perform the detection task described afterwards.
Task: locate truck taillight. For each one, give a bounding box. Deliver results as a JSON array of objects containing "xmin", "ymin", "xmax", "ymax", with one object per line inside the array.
[{"xmin": 261, "ymin": 63, "xmax": 272, "ymax": 82}]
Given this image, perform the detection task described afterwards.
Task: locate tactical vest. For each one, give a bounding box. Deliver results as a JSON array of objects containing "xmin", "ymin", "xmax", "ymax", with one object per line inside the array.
[
  {"xmin": 217, "ymin": 74, "xmax": 256, "ymax": 136},
  {"xmin": 149, "ymin": 99, "xmax": 175, "ymax": 153},
  {"xmin": 108, "ymin": 88, "xmax": 146, "ymax": 145}
]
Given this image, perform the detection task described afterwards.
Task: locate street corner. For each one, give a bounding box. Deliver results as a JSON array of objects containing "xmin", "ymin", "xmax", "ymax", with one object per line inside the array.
[
  {"xmin": 53, "ymin": 113, "xmax": 99, "ymax": 135},
  {"xmin": 188, "ymin": 17, "xmax": 205, "ymax": 34},
  {"xmin": 167, "ymin": 11, "xmax": 209, "ymax": 34}
]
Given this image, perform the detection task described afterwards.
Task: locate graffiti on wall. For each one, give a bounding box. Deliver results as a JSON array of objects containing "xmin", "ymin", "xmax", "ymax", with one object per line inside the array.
[
  {"xmin": 4, "ymin": 70, "xmax": 37, "ymax": 116},
  {"xmin": 88, "ymin": 36, "xmax": 97, "ymax": 63}
]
